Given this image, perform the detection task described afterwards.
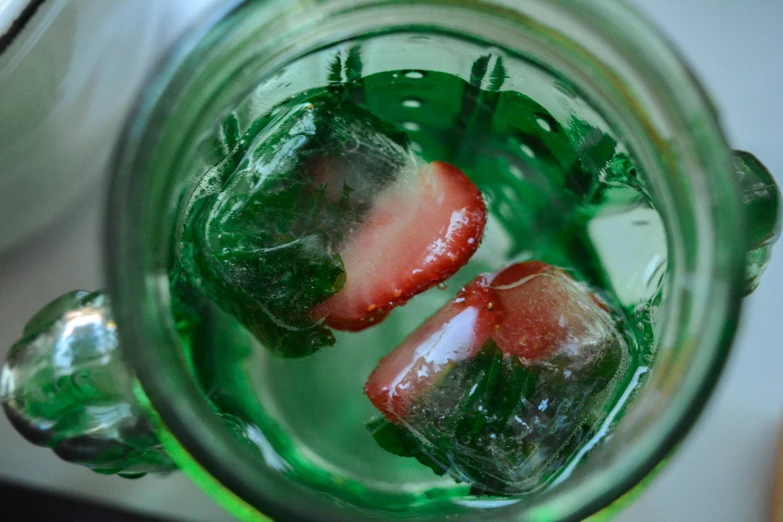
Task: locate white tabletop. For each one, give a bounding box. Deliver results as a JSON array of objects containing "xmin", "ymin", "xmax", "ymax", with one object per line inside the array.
[{"xmin": 0, "ymin": 1, "xmax": 780, "ymax": 521}]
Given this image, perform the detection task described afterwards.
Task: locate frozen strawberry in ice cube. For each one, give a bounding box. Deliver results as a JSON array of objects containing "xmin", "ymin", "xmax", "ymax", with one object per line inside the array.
[
  {"xmin": 364, "ymin": 274, "xmax": 501, "ymax": 422},
  {"xmin": 489, "ymin": 261, "xmax": 614, "ymax": 367},
  {"xmin": 363, "ymin": 261, "xmax": 625, "ymax": 495}
]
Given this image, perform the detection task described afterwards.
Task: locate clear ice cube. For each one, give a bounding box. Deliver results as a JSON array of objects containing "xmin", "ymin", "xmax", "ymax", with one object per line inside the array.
[
  {"xmin": 180, "ymin": 96, "xmax": 414, "ymax": 357},
  {"xmin": 368, "ymin": 263, "xmax": 626, "ymax": 495}
]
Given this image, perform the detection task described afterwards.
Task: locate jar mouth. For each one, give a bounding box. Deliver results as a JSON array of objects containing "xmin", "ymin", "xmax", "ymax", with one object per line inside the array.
[{"xmin": 107, "ymin": 1, "xmax": 745, "ymax": 521}]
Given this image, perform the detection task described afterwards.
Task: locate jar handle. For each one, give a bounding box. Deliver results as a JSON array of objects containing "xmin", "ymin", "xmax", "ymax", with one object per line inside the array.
[
  {"xmin": 733, "ymin": 151, "xmax": 782, "ymax": 295},
  {"xmin": 0, "ymin": 290, "xmax": 176, "ymax": 478}
]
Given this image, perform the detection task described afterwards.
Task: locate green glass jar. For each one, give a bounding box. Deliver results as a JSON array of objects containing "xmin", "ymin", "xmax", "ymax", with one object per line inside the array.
[{"xmin": 2, "ymin": 1, "xmax": 781, "ymax": 521}]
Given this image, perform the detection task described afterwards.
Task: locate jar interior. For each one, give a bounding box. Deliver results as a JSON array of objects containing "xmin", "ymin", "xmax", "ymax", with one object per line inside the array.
[{"xmin": 113, "ymin": 1, "xmax": 740, "ymax": 521}]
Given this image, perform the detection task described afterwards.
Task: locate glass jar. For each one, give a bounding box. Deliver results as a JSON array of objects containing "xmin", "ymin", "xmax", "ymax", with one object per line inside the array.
[{"xmin": 2, "ymin": 1, "xmax": 780, "ymax": 521}]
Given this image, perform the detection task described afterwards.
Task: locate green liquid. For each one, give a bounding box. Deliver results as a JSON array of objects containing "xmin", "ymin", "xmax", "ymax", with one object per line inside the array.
[{"xmin": 171, "ymin": 41, "xmax": 664, "ymax": 513}]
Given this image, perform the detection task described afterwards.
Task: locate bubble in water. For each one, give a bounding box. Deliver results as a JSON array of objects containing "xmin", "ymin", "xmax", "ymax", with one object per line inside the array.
[
  {"xmin": 502, "ymin": 186, "xmax": 517, "ymax": 201},
  {"xmin": 403, "ymin": 122, "xmax": 421, "ymax": 132},
  {"xmin": 520, "ymin": 144, "xmax": 535, "ymax": 158},
  {"xmin": 344, "ymin": 138, "xmax": 360, "ymax": 153},
  {"xmin": 536, "ymin": 118, "xmax": 551, "ymax": 132},
  {"xmin": 509, "ymin": 164, "xmax": 524, "ymax": 180},
  {"xmin": 404, "ymin": 71, "xmax": 425, "ymax": 79},
  {"xmin": 437, "ymin": 282, "xmax": 448, "ymax": 290},
  {"xmin": 402, "ymin": 98, "xmax": 422, "ymax": 108},
  {"xmin": 499, "ymin": 202, "xmax": 515, "ymax": 221}
]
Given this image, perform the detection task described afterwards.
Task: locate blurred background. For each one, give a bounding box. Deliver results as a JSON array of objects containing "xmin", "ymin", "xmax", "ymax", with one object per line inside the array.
[{"xmin": 0, "ymin": 1, "xmax": 780, "ymax": 521}]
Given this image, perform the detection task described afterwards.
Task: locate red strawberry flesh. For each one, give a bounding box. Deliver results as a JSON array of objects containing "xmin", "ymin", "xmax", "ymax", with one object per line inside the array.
[
  {"xmin": 489, "ymin": 261, "xmax": 613, "ymax": 363},
  {"xmin": 313, "ymin": 161, "xmax": 486, "ymax": 331},
  {"xmin": 364, "ymin": 275, "xmax": 501, "ymax": 422}
]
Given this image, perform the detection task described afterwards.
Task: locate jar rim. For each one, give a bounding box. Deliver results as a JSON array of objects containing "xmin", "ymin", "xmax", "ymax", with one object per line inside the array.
[{"xmin": 107, "ymin": 1, "xmax": 745, "ymax": 521}]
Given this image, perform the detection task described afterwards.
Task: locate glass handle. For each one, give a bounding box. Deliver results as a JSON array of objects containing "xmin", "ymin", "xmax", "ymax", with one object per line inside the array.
[
  {"xmin": 0, "ymin": 290, "xmax": 176, "ymax": 478},
  {"xmin": 733, "ymin": 151, "xmax": 782, "ymax": 295}
]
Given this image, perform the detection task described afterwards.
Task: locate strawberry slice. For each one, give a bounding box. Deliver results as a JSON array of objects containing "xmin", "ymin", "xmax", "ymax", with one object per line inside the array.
[
  {"xmin": 313, "ymin": 161, "xmax": 486, "ymax": 331},
  {"xmin": 489, "ymin": 261, "xmax": 613, "ymax": 363},
  {"xmin": 364, "ymin": 275, "xmax": 502, "ymax": 422}
]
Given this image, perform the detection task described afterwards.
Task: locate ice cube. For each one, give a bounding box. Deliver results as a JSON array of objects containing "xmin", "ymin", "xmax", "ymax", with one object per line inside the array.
[
  {"xmin": 181, "ymin": 95, "xmax": 413, "ymax": 357},
  {"xmin": 366, "ymin": 262, "xmax": 625, "ymax": 495}
]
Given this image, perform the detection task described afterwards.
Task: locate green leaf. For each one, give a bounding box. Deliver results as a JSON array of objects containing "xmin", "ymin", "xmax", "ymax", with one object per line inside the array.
[
  {"xmin": 255, "ymin": 232, "xmax": 346, "ymax": 320},
  {"xmin": 366, "ymin": 417, "xmax": 448, "ymax": 476},
  {"xmin": 366, "ymin": 416, "xmax": 409, "ymax": 457}
]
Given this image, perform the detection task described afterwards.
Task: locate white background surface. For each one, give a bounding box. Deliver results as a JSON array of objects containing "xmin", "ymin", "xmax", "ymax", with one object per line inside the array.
[{"xmin": 0, "ymin": 1, "xmax": 781, "ymax": 521}]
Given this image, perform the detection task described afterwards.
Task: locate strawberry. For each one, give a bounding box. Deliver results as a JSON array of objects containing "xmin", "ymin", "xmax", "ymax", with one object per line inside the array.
[
  {"xmin": 489, "ymin": 261, "xmax": 613, "ymax": 363},
  {"xmin": 364, "ymin": 274, "xmax": 502, "ymax": 422},
  {"xmin": 312, "ymin": 160, "xmax": 486, "ymax": 331}
]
